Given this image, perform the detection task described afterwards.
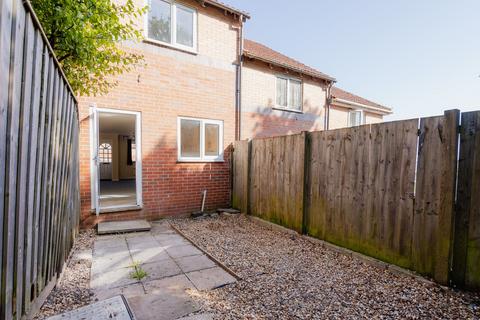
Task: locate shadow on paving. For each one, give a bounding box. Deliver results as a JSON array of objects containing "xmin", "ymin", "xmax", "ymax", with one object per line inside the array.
[{"xmin": 90, "ymin": 220, "xmax": 235, "ymax": 320}]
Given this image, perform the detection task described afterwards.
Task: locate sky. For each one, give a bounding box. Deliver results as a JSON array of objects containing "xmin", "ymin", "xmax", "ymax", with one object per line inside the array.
[{"xmin": 225, "ymin": 0, "xmax": 480, "ymax": 120}]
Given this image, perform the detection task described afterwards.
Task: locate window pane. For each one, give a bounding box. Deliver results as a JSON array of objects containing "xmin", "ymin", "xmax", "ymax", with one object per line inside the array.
[
  {"xmin": 176, "ymin": 6, "xmax": 194, "ymax": 47},
  {"xmin": 181, "ymin": 119, "xmax": 200, "ymax": 157},
  {"xmin": 148, "ymin": 0, "xmax": 171, "ymax": 43},
  {"xmin": 131, "ymin": 143, "xmax": 136, "ymax": 163},
  {"xmin": 276, "ymin": 78, "xmax": 287, "ymax": 106},
  {"xmin": 205, "ymin": 124, "xmax": 219, "ymax": 156},
  {"xmin": 289, "ymin": 80, "xmax": 302, "ymax": 110},
  {"xmin": 349, "ymin": 111, "xmax": 362, "ymax": 126},
  {"xmin": 99, "ymin": 143, "xmax": 112, "ymax": 163}
]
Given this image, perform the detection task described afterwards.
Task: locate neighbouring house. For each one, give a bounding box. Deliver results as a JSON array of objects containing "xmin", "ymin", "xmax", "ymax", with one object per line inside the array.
[
  {"xmin": 329, "ymin": 86, "xmax": 392, "ymax": 129},
  {"xmin": 240, "ymin": 39, "xmax": 392, "ymax": 138},
  {"xmin": 78, "ymin": 0, "xmax": 391, "ymax": 227}
]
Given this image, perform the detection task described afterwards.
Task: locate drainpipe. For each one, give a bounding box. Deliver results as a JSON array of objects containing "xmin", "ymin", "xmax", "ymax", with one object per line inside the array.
[
  {"xmin": 325, "ymin": 81, "xmax": 334, "ymax": 130},
  {"xmin": 233, "ymin": 15, "xmax": 244, "ymax": 140}
]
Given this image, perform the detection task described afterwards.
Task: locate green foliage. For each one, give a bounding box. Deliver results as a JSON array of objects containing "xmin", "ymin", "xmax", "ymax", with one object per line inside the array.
[
  {"xmin": 31, "ymin": 0, "xmax": 147, "ymax": 95},
  {"xmin": 130, "ymin": 260, "xmax": 147, "ymax": 280}
]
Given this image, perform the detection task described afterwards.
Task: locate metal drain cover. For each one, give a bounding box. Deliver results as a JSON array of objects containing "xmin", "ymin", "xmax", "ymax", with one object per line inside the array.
[{"xmin": 47, "ymin": 295, "xmax": 135, "ymax": 320}]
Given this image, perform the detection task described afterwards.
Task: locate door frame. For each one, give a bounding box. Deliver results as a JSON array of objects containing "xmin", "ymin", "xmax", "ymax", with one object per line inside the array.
[{"xmin": 90, "ymin": 105, "xmax": 143, "ymax": 212}]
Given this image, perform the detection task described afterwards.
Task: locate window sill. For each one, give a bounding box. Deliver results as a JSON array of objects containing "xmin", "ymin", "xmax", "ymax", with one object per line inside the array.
[
  {"xmin": 272, "ymin": 106, "xmax": 304, "ymax": 114},
  {"xmin": 177, "ymin": 159, "xmax": 225, "ymax": 163},
  {"xmin": 143, "ymin": 38, "xmax": 198, "ymax": 55}
]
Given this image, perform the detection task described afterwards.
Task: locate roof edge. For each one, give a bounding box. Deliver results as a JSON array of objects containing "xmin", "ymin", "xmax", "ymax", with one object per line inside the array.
[
  {"xmin": 243, "ymin": 51, "xmax": 336, "ymax": 82},
  {"xmin": 201, "ymin": 0, "xmax": 251, "ymax": 19},
  {"xmin": 332, "ymin": 98, "xmax": 393, "ymax": 115}
]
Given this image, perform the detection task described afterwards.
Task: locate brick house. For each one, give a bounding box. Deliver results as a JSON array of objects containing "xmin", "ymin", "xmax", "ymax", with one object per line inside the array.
[{"xmin": 78, "ymin": 0, "xmax": 391, "ymax": 227}]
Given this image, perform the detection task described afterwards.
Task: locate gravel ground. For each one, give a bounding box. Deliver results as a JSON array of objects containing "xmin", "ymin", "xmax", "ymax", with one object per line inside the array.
[
  {"xmin": 34, "ymin": 230, "xmax": 95, "ymax": 319},
  {"xmin": 172, "ymin": 214, "xmax": 480, "ymax": 320}
]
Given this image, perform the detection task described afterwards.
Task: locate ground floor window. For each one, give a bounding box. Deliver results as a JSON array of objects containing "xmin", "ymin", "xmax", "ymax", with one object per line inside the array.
[{"xmin": 177, "ymin": 117, "xmax": 223, "ymax": 162}]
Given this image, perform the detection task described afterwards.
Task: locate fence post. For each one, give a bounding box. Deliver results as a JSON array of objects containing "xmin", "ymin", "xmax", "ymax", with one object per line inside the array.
[
  {"xmin": 246, "ymin": 139, "xmax": 252, "ymax": 215},
  {"xmin": 443, "ymin": 109, "xmax": 461, "ymax": 284},
  {"xmin": 302, "ymin": 131, "xmax": 311, "ymax": 235},
  {"xmin": 452, "ymin": 111, "xmax": 480, "ymax": 289}
]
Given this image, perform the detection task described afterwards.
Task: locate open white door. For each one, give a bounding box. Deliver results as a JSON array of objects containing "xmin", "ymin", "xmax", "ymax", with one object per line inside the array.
[
  {"xmin": 135, "ymin": 113, "xmax": 143, "ymax": 207},
  {"xmin": 91, "ymin": 106, "xmax": 100, "ymax": 216}
]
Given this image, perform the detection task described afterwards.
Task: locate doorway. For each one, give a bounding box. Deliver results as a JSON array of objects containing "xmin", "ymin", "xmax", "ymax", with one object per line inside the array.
[{"xmin": 91, "ymin": 107, "xmax": 142, "ymax": 214}]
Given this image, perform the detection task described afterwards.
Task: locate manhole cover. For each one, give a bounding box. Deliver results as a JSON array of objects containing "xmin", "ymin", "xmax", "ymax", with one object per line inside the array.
[{"xmin": 47, "ymin": 295, "xmax": 134, "ymax": 320}]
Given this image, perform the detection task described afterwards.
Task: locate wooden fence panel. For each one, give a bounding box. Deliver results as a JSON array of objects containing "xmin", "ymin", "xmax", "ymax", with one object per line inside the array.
[
  {"xmin": 250, "ymin": 133, "xmax": 305, "ymax": 232},
  {"xmin": 366, "ymin": 120, "xmax": 418, "ymax": 267},
  {"xmin": 233, "ymin": 110, "xmax": 480, "ymax": 287},
  {"xmin": 232, "ymin": 140, "xmax": 249, "ymax": 213},
  {"xmin": 0, "ymin": 0, "xmax": 80, "ymax": 318},
  {"xmin": 306, "ymin": 120, "xmax": 417, "ymax": 268},
  {"xmin": 453, "ymin": 111, "xmax": 480, "ymax": 289},
  {"xmin": 413, "ymin": 110, "xmax": 459, "ymax": 284}
]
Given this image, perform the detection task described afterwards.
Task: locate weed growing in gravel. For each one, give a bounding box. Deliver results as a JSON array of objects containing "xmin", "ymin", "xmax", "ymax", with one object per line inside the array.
[{"xmin": 130, "ymin": 261, "xmax": 147, "ymax": 280}]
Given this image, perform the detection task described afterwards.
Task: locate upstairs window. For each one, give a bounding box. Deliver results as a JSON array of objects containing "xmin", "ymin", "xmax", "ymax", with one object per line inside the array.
[
  {"xmin": 349, "ymin": 110, "xmax": 364, "ymax": 127},
  {"xmin": 276, "ymin": 76, "xmax": 302, "ymax": 111},
  {"xmin": 147, "ymin": 0, "xmax": 196, "ymax": 50},
  {"xmin": 178, "ymin": 117, "xmax": 223, "ymax": 162}
]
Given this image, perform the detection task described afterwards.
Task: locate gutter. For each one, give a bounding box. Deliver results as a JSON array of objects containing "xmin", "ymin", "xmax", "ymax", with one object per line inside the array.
[
  {"xmin": 332, "ymin": 98, "xmax": 393, "ymax": 115},
  {"xmin": 198, "ymin": 0, "xmax": 251, "ymax": 19}
]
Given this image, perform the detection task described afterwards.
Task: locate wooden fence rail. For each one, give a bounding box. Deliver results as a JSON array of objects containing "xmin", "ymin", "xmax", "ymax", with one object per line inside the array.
[
  {"xmin": 0, "ymin": 0, "xmax": 80, "ymax": 318},
  {"xmin": 232, "ymin": 109, "xmax": 480, "ymax": 289}
]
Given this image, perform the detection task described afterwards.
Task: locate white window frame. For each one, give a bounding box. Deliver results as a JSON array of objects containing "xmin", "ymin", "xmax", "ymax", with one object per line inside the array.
[
  {"xmin": 177, "ymin": 117, "xmax": 224, "ymax": 162},
  {"xmin": 348, "ymin": 109, "xmax": 365, "ymax": 127},
  {"xmin": 144, "ymin": 0, "xmax": 198, "ymax": 53},
  {"xmin": 274, "ymin": 75, "xmax": 303, "ymax": 112}
]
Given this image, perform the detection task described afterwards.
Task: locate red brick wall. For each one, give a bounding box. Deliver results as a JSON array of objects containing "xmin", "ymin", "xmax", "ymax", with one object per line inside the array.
[{"xmin": 78, "ymin": 2, "xmax": 239, "ymax": 228}]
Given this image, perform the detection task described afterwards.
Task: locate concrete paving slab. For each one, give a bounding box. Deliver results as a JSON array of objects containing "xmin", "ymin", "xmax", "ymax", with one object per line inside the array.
[
  {"xmin": 94, "ymin": 237, "xmax": 128, "ymax": 251},
  {"xmin": 93, "ymin": 283, "xmax": 146, "ymax": 301},
  {"xmin": 93, "ymin": 245, "xmax": 130, "ymax": 258},
  {"xmin": 91, "ymin": 251, "xmax": 133, "ymax": 271},
  {"xmin": 156, "ymin": 235, "xmax": 190, "ymax": 248},
  {"xmin": 126, "ymin": 234, "xmax": 156, "ymax": 245},
  {"xmin": 150, "ymin": 221, "xmax": 176, "ymax": 234},
  {"xmin": 129, "ymin": 275, "xmax": 199, "ymax": 320},
  {"xmin": 166, "ymin": 244, "xmax": 203, "ymax": 259},
  {"xmin": 130, "ymin": 247, "xmax": 170, "ymax": 264},
  {"xmin": 127, "ymin": 240, "xmax": 161, "ymax": 252},
  {"xmin": 140, "ymin": 259, "xmax": 183, "ymax": 281},
  {"xmin": 98, "ymin": 220, "xmax": 151, "ymax": 235},
  {"xmin": 128, "ymin": 292, "xmax": 199, "ymax": 320},
  {"xmin": 143, "ymin": 274, "xmax": 194, "ymax": 294},
  {"xmin": 91, "ymin": 266, "xmax": 139, "ymax": 289},
  {"xmin": 186, "ymin": 267, "xmax": 236, "ymax": 291},
  {"xmin": 175, "ymin": 255, "xmax": 216, "ymax": 273}
]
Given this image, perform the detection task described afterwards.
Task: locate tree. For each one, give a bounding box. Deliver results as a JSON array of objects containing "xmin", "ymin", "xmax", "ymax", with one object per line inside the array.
[{"xmin": 31, "ymin": 0, "xmax": 147, "ymax": 95}]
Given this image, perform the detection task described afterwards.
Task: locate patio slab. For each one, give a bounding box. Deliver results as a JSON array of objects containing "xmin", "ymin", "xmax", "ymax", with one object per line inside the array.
[
  {"xmin": 140, "ymin": 259, "xmax": 183, "ymax": 281},
  {"xmin": 186, "ymin": 267, "xmax": 236, "ymax": 290},
  {"xmin": 90, "ymin": 221, "xmax": 237, "ymax": 319},
  {"xmin": 176, "ymin": 254, "xmax": 216, "ymax": 273},
  {"xmin": 165, "ymin": 244, "xmax": 203, "ymax": 259},
  {"xmin": 97, "ymin": 219, "xmax": 151, "ymax": 235}
]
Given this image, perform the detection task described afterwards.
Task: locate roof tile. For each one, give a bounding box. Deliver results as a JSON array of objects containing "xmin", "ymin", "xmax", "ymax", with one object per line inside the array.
[
  {"xmin": 331, "ymin": 87, "xmax": 391, "ymax": 111},
  {"xmin": 243, "ymin": 39, "xmax": 335, "ymax": 82}
]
